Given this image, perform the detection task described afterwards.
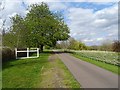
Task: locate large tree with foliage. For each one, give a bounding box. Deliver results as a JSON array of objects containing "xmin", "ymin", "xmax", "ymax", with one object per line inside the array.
[
  {"xmin": 3, "ymin": 2, "xmax": 70, "ymax": 51},
  {"xmin": 25, "ymin": 3, "xmax": 69, "ymax": 51}
]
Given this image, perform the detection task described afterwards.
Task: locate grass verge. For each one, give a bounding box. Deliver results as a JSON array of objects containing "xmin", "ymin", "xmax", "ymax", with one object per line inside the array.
[
  {"xmin": 56, "ymin": 58, "xmax": 81, "ymax": 88},
  {"xmin": 71, "ymin": 53, "xmax": 119, "ymax": 75},
  {"xmin": 37, "ymin": 54, "xmax": 80, "ymax": 88},
  {"xmin": 2, "ymin": 53, "xmax": 50, "ymax": 88},
  {"xmin": 2, "ymin": 51, "xmax": 80, "ymax": 88}
]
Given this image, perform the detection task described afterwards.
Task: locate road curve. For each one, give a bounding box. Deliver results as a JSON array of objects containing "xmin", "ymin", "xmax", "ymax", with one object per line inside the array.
[{"xmin": 56, "ymin": 52, "xmax": 118, "ymax": 88}]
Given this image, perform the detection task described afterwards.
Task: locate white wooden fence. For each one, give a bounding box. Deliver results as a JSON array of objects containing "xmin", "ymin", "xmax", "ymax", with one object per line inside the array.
[{"xmin": 15, "ymin": 48, "xmax": 39, "ymax": 59}]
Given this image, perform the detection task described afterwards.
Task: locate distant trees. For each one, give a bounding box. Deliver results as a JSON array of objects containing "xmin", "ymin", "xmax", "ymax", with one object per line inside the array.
[
  {"xmin": 68, "ymin": 37, "xmax": 87, "ymax": 50},
  {"xmin": 88, "ymin": 40, "xmax": 120, "ymax": 52},
  {"xmin": 3, "ymin": 2, "xmax": 70, "ymax": 51},
  {"xmin": 112, "ymin": 40, "xmax": 120, "ymax": 52},
  {"xmin": 55, "ymin": 37, "xmax": 88, "ymax": 50},
  {"xmin": 54, "ymin": 38, "xmax": 120, "ymax": 52},
  {"xmin": 100, "ymin": 40, "xmax": 113, "ymax": 51}
]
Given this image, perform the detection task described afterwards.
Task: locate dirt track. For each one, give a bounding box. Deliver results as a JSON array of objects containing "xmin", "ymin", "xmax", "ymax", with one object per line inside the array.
[{"xmin": 56, "ymin": 52, "xmax": 118, "ymax": 88}]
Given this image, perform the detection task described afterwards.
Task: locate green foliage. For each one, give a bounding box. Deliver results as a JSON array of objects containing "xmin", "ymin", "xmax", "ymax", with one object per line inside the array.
[
  {"xmin": 3, "ymin": 15, "xmax": 27, "ymax": 48},
  {"xmin": 3, "ymin": 32, "xmax": 17, "ymax": 48},
  {"xmin": 68, "ymin": 38, "xmax": 88, "ymax": 50},
  {"xmin": 56, "ymin": 37, "xmax": 88, "ymax": 50},
  {"xmin": 3, "ymin": 2, "xmax": 70, "ymax": 50}
]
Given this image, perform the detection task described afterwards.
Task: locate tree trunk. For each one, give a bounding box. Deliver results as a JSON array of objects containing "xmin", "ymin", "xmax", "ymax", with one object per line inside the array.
[{"xmin": 40, "ymin": 45, "xmax": 44, "ymax": 52}]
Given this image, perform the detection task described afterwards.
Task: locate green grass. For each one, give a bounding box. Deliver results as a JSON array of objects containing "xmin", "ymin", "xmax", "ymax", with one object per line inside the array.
[
  {"xmin": 36, "ymin": 55, "xmax": 80, "ymax": 88},
  {"xmin": 0, "ymin": 71, "xmax": 1, "ymax": 89},
  {"xmin": 2, "ymin": 53, "xmax": 50, "ymax": 88},
  {"xmin": 55, "ymin": 59, "xmax": 80, "ymax": 88},
  {"xmin": 2, "ymin": 51, "xmax": 80, "ymax": 88},
  {"xmin": 71, "ymin": 53, "xmax": 119, "ymax": 75}
]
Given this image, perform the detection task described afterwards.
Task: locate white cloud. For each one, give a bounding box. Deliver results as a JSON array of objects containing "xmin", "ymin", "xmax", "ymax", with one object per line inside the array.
[
  {"xmin": 8, "ymin": 12, "xmax": 17, "ymax": 18},
  {"xmin": 96, "ymin": 38, "xmax": 104, "ymax": 41},
  {"xmin": 0, "ymin": 0, "xmax": 27, "ymax": 32},
  {"xmin": 83, "ymin": 39, "xmax": 94, "ymax": 42},
  {"xmin": 48, "ymin": 2, "xmax": 67, "ymax": 11},
  {"xmin": 67, "ymin": 4, "xmax": 118, "ymax": 45},
  {"xmin": 0, "ymin": 19, "xmax": 3, "ymax": 28}
]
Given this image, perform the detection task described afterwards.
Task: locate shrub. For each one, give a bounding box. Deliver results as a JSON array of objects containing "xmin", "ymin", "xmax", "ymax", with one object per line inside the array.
[{"xmin": 2, "ymin": 47, "xmax": 15, "ymax": 62}]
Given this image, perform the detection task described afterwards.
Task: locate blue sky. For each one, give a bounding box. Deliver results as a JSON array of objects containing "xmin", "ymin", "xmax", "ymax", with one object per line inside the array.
[{"xmin": 0, "ymin": 0, "xmax": 118, "ymax": 46}]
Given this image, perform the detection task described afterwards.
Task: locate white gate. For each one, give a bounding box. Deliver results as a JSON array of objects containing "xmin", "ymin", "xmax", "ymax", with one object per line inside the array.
[{"xmin": 15, "ymin": 48, "xmax": 39, "ymax": 59}]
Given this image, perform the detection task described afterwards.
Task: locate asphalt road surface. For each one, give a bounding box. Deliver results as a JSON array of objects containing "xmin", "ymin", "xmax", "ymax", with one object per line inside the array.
[{"xmin": 56, "ymin": 52, "xmax": 118, "ymax": 88}]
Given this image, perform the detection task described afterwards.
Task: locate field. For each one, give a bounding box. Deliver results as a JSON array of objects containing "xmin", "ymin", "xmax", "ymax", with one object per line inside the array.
[
  {"xmin": 69, "ymin": 50, "xmax": 119, "ymax": 74},
  {"xmin": 71, "ymin": 50, "xmax": 119, "ymax": 66}
]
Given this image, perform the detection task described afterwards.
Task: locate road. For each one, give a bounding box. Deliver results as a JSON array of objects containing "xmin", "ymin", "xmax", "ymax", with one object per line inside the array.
[{"xmin": 56, "ymin": 52, "xmax": 118, "ymax": 88}]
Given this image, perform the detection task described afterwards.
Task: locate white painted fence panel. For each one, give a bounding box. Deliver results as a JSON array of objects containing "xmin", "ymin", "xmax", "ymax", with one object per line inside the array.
[{"xmin": 15, "ymin": 48, "xmax": 39, "ymax": 59}]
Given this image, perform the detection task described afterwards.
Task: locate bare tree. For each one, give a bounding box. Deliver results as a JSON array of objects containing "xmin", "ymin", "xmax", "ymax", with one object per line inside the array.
[{"xmin": 112, "ymin": 40, "xmax": 120, "ymax": 52}]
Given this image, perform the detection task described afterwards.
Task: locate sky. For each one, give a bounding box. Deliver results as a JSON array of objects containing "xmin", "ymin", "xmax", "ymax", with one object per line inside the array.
[{"xmin": 0, "ymin": 0, "xmax": 119, "ymax": 46}]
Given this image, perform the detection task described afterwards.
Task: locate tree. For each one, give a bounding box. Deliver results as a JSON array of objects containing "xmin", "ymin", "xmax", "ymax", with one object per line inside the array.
[
  {"xmin": 67, "ymin": 37, "xmax": 87, "ymax": 50},
  {"xmin": 3, "ymin": 32, "xmax": 17, "ymax": 48},
  {"xmin": 112, "ymin": 40, "xmax": 120, "ymax": 52},
  {"xmin": 11, "ymin": 14, "xmax": 27, "ymax": 48},
  {"xmin": 3, "ymin": 2, "xmax": 70, "ymax": 51},
  {"xmin": 3, "ymin": 14, "xmax": 28, "ymax": 48},
  {"xmin": 99, "ymin": 40, "xmax": 112, "ymax": 51},
  {"xmin": 2, "ymin": 19, "xmax": 6, "ymax": 36},
  {"xmin": 55, "ymin": 37, "xmax": 87, "ymax": 50},
  {"xmin": 25, "ymin": 2, "xmax": 70, "ymax": 51}
]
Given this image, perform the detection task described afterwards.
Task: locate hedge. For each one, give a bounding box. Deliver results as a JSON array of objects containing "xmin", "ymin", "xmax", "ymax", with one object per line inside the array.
[{"xmin": 2, "ymin": 47, "xmax": 15, "ymax": 62}]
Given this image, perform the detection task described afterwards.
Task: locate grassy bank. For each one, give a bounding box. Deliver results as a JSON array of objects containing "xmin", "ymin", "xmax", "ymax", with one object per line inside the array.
[
  {"xmin": 71, "ymin": 53, "xmax": 119, "ymax": 75},
  {"xmin": 2, "ymin": 51, "xmax": 80, "ymax": 88}
]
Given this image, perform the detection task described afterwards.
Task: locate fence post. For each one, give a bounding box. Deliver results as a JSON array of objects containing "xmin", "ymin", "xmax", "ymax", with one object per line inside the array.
[
  {"xmin": 37, "ymin": 48, "xmax": 39, "ymax": 57},
  {"xmin": 27, "ymin": 48, "xmax": 29, "ymax": 58},
  {"xmin": 15, "ymin": 48, "xmax": 17, "ymax": 59}
]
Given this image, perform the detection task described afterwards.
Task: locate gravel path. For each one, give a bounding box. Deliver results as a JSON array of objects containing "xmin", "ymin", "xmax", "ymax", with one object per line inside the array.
[{"xmin": 56, "ymin": 52, "xmax": 118, "ymax": 88}]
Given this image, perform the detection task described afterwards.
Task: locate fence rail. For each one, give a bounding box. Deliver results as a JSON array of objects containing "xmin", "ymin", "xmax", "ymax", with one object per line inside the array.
[{"xmin": 15, "ymin": 48, "xmax": 39, "ymax": 59}]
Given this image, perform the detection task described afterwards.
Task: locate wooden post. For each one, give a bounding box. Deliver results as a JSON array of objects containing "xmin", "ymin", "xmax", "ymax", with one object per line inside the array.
[
  {"xmin": 27, "ymin": 48, "xmax": 29, "ymax": 58},
  {"xmin": 37, "ymin": 48, "xmax": 39, "ymax": 57},
  {"xmin": 15, "ymin": 48, "xmax": 17, "ymax": 59}
]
